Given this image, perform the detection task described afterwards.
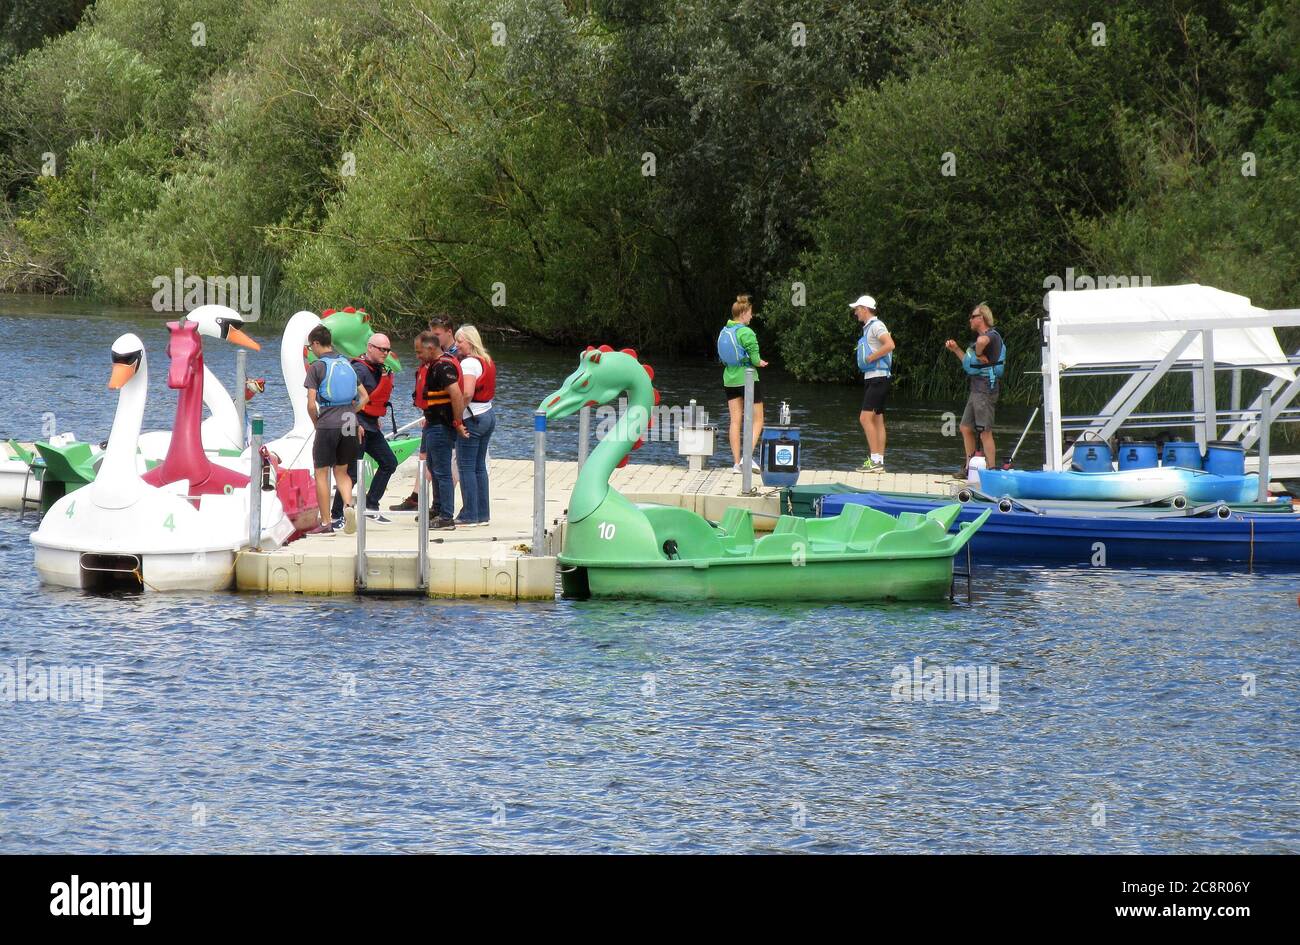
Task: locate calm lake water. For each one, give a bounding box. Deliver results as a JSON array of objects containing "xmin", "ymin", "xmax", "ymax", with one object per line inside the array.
[{"xmin": 1, "ymin": 297, "xmax": 1296, "ymax": 853}]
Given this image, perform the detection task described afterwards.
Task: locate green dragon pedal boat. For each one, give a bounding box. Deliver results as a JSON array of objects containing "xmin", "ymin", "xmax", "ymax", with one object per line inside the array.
[{"xmin": 539, "ymin": 346, "xmax": 989, "ymax": 602}]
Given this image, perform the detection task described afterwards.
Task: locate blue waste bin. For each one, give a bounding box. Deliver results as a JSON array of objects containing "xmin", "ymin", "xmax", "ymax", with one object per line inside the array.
[{"xmin": 760, "ymin": 427, "xmax": 801, "ymax": 488}]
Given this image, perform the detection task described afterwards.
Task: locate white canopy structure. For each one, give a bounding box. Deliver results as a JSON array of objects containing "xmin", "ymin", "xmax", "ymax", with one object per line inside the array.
[
  {"xmin": 1039, "ymin": 284, "xmax": 1300, "ymax": 487},
  {"xmin": 1050, "ymin": 284, "xmax": 1294, "ymax": 382}
]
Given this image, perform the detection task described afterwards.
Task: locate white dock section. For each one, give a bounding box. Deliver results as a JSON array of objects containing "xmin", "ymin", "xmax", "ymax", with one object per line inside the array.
[{"xmin": 234, "ymin": 458, "xmax": 957, "ymax": 599}]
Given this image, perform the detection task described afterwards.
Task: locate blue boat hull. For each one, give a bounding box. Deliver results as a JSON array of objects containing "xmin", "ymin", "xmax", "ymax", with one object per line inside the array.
[{"xmin": 820, "ymin": 493, "xmax": 1300, "ymax": 565}]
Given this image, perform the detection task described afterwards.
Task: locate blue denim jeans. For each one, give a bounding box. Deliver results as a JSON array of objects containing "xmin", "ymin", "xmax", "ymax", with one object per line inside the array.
[
  {"xmin": 421, "ymin": 422, "xmax": 455, "ymax": 520},
  {"xmin": 455, "ymin": 408, "xmax": 495, "ymax": 523}
]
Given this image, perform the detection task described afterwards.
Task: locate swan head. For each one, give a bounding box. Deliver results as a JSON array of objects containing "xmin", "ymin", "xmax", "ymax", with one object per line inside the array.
[
  {"xmin": 185, "ymin": 304, "xmax": 260, "ymax": 350},
  {"xmin": 109, "ymin": 333, "xmax": 145, "ymax": 389}
]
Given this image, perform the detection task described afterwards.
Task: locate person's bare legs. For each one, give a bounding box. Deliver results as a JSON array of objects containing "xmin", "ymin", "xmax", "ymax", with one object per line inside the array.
[
  {"xmin": 728, "ymin": 397, "xmax": 743, "ymax": 466},
  {"xmin": 333, "ymin": 464, "xmax": 354, "ymax": 509},
  {"xmin": 861, "ymin": 411, "xmax": 885, "ymax": 458},
  {"xmin": 979, "ymin": 429, "xmax": 997, "ymax": 467},
  {"xmin": 313, "ymin": 468, "xmax": 332, "ymax": 525},
  {"xmin": 960, "ymin": 425, "xmax": 977, "ymax": 464},
  {"xmin": 750, "ymin": 403, "xmax": 764, "ymax": 460}
]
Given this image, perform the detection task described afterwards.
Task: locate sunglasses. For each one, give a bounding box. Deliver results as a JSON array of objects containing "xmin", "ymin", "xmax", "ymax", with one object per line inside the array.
[{"xmin": 369, "ymin": 342, "xmax": 391, "ymax": 353}]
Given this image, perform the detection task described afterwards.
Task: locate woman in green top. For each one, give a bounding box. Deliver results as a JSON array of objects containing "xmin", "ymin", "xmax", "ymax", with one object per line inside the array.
[{"xmin": 721, "ymin": 294, "xmax": 768, "ymax": 473}]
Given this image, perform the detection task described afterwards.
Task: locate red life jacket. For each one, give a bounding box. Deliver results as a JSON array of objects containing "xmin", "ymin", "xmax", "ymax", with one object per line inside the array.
[
  {"xmin": 413, "ymin": 363, "xmax": 430, "ymax": 409},
  {"xmin": 353, "ymin": 357, "xmax": 393, "ymax": 418},
  {"xmin": 471, "ymin": 358, "xmax": 496, "ymax": 403},
  {"xmin": 418, "ymin": 355, "xmax": 463, "ymax": 412}
]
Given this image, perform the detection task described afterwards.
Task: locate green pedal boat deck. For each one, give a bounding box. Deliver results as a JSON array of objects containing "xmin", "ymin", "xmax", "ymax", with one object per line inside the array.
[
  {"xmin": 559, "ymin": 495, "xmax": 989, "ymax": 601},
  {"xmin": 541, "ymin": 346, "xmax": 989, "ymax": 602}
]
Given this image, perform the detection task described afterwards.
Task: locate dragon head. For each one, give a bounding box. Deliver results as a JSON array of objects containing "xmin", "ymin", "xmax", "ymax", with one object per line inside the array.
[
  {"xmin": 540, "ymin": 345, "xmax": 660, "ymax": 469},
  {"xmin": 539, "ymin": 345, "xmax": 658, "ymax": 421},
  {"xmin": 309, "ymin": 306, "xmax": 402, "ymax": 371}
]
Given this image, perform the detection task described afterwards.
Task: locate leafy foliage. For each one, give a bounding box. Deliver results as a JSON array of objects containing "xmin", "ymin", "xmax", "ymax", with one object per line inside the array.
[{"xmin": 0, "ymin": 0, "xmax": 1296, "ymax": 402}]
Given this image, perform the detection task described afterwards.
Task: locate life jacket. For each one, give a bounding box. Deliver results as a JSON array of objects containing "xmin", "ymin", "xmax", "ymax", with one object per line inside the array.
[
  {"xmin": 317, "ymin": 353, "xmax": 358, "ymax": 407},
  {"xmin": 962, "ymin": 329, "xmax": 1006, "ymax": 388},
  {"xmin": 856, "ymin": 318, "xmax": 892, "ymax": 376},
  {"xmin": 413, "ymin": 363, "xmax": 429, "ymax": 409},
  {"xmin": 471, "ymin": 358, "xmax": 496, "ymax": 403},
  {"xmin": 353, "ymin": 357, "xmax": 393, "ymax": 418},
  {"xmin": 717, "ymin": 323, "xmax": 750, "ymax": 367},
  {"xmin": 421, "ymin": 354, "xmax": 462, "ymax": 410}
]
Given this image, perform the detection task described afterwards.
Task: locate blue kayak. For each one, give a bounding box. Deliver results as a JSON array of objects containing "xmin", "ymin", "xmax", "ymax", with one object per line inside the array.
[
  {"xmin": 820, "ymin": 491, "xmax": 1300, "ymax": 565},
  {"xmin": 977, "ymin": 466, "xmax": 1259, "ymax": 504}
]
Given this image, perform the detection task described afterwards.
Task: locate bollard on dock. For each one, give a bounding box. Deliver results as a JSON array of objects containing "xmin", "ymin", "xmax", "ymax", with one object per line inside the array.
[
  {"xmin": 247, "ymin": 414, "xmax": 262, "ymax": 550},
  {"xmin": 355, "ymin": 454, "xmax": 367, "ymax": 590},
  {"xmin": 578, "ymin": 404, "xmax": 591, "ymax": 467},
  {"xmin": 741, "ymin": 367, "xmax": 754, "ymax": 493},
  {"xmin": 234, "ymin": 348, "xmax": 248, "ymax": 442},
  {"xmin": 417, "ymin": 456, "xmax": 429, "ymax": 591},
  {"xmin": 1258, "ymin": 397, "xmax": 1272, "ymax": 502},
  {"xmin": 533, "ymin": 409, "xmax": 546, "ymax": 554}
]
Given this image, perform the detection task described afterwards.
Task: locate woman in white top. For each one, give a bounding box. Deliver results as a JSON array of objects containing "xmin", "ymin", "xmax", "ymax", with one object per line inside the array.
[{"xmin": 453, "ymin": 325, "xmax": 497, "ymax": 525}]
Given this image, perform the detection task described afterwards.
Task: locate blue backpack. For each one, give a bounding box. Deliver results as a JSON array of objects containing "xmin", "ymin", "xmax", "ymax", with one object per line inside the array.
[
  {"xmin": 962, "ymin": 329, "xmax": 1006, "ymax": 388},
  {"xmin": 317, "ymin": 353, "xmax": 359, "ymax": 407},
  {"xmin": 856, "ymin": 319, "xmax": 892, "ymax": 376},
  {"xmin": 717, "ymin": 323, "xmax": 750, "ymax": 367}
]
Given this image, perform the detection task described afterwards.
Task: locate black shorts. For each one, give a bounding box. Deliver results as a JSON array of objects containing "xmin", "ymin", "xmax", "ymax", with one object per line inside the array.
[
  {"xmin": 861, "ymin": 376, "xmax": 891, "ymax": 414},
  {"xmin": 313, "ymin": 426, "xmax": 359, "ymax": 469},
  {"xmin": 724, "ymin": 382, "xmax": 763, "ymax": 405}
]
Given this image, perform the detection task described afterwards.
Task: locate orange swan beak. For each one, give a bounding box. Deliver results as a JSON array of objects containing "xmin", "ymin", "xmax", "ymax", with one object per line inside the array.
[
  {"xmin": 108, "ymin": 362, "xmax": 137, "ymax": 390},
  {"xmin": 226, "ymin": 325, "xmax": 261, "ymax": 350}
]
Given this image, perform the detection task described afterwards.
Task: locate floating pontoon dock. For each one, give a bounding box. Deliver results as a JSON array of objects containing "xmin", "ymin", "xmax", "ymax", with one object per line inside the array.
[{"xmin": 233, "ymin": 458, "xmax": 956, "ymax": 599}]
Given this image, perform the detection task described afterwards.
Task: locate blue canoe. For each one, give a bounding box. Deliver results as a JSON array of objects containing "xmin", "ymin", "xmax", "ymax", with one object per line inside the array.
[
  {"xmin": 820, "ymin": 491, "xmax": 1300, "ymax": 565},
  {"xmin": 977, "ymin": 466, "xmax": 1259, "ymax": 504}
]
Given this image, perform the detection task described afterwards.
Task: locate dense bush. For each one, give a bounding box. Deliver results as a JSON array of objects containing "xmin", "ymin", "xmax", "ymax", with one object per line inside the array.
[{"xmin": 0, "ymin": 0, "xmax": 1296, "ymax": 402}]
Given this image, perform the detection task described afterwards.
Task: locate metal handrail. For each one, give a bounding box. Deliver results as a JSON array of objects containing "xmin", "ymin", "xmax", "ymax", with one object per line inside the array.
[
  {"xmin": 1061, "ymin": 407, "xmax": 1300, "ymax": 424},
  {"xmin": 1025, "ymin": 360, "xmax": 1300, "ymax": 378}
]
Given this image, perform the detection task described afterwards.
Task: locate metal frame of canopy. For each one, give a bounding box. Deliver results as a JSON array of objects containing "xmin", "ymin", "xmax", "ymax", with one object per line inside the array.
[{"xmin": 1038, "ymin": 300, "xmax": 1300, "ymax": 499}]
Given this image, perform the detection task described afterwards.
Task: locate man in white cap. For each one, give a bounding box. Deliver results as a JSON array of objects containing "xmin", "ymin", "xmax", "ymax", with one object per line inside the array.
[{"xmin": 851, "ymin": 294, "xmax": 895, "ymax": 472}]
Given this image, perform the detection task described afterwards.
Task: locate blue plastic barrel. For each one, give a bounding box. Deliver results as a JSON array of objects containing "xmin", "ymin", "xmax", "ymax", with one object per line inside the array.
[
  {"xmin": 1071, "ymin": 439, "xmax": 1112, "ymax": 472},
  {"xmin": 1204, "ymin": 441, "xmax": 1245, "ymax": 477},
  {"xmin": 760, "ymin": 427, "xmax": 801, "ymax": 487},
  {"xmin": 1161, "ymin": 440, "xmax": 1203, "ymax": 469},
  {"xmin": 1117, "ymin": 441, "xmax": 1158, "ymax": 470}
]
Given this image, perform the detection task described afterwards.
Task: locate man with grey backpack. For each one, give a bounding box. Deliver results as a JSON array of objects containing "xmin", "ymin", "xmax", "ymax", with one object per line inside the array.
[{"xmin": 304, "ymin": 324, "xmax": 369, "ymax": 535}]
